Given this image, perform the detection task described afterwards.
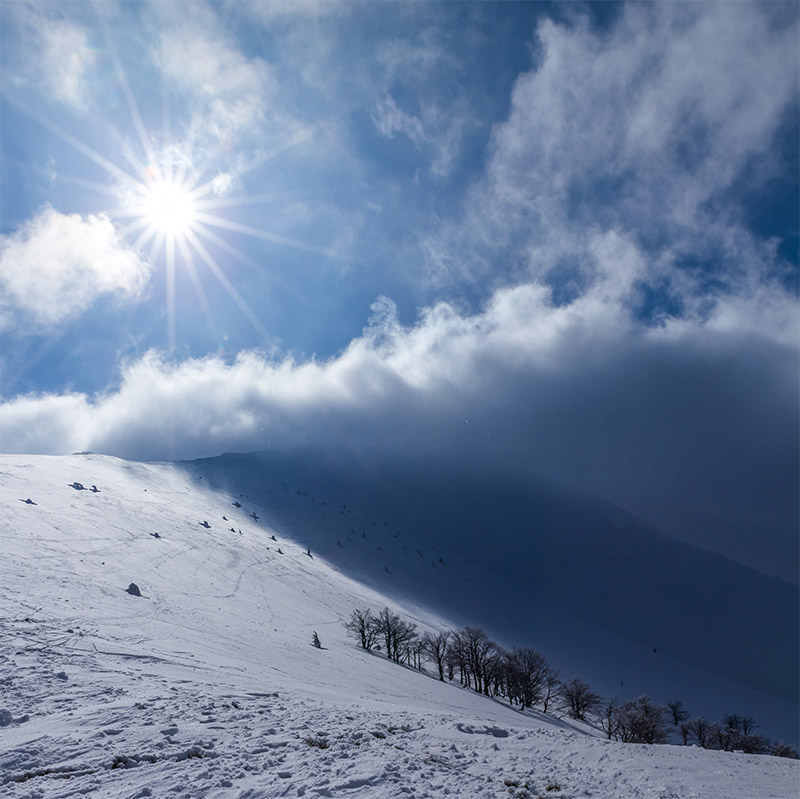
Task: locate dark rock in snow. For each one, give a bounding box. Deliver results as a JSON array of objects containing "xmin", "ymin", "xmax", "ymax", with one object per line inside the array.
[
  {"xmin": 69, "ymin": 482, "xmax": 85, "ymax": 490},
  {"xmin": 126, "ymin": 583, "xmax": 142, "ymax": 597}
]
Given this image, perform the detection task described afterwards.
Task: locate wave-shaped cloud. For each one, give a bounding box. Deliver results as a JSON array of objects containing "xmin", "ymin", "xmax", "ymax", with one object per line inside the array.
[{"xmin": 1, "ymin": 282, "xmax": 796, "ymax": 576}]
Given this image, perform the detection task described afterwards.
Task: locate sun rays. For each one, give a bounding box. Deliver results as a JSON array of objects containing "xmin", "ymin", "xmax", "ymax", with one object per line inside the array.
[{"xmin": 5, "ymin": 49, "xmax": 325, "ymax": 352}]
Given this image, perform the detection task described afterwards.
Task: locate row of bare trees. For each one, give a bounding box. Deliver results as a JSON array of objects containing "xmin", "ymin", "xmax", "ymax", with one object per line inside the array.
[
  {"xmin": 343, "ymin": 607, "xmax": 798, "ymax": 758},
  {"xmin": 663, "ymin": 701, "xmax": 796, "ymax": 756}
]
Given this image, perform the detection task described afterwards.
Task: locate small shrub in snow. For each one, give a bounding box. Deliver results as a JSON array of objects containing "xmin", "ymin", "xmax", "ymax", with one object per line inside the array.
[{"xmin": 304, "ymin": 736, "xmax": 329, "ymax": 749}]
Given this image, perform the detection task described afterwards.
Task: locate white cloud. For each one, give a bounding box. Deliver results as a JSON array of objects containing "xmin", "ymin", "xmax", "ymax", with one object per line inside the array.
[
  {"xmin": 0, "ymin": 207, "xmax": 151, "ymax": 330},
  {"xmin": 38, "ymin": 17, "xmax": 96, "ymax": 109},
  {"xmin": 153, "ymin": 8, "xmax": 274, "ymax": 146},
  {"xmin": 372, "ymin": 96, "xmax": 426, "ymax": 146},
  {"xmin": 1, "ymin": 275, "xmax": 795, "ymax": 576},
  {"xmin": 1, "ymin": 266, "xmax": 794, "ymax": 456},
  {"xmin": 372, "ymin": 94, "xmax": 473, "ymax": 178},
  {"xmin": 210, "ymin": 172, "xmax": 233, "ymax": 197},
  {"xmin": 423, "ymin": 2, "xmax": 798, "ymax": 319},
  {"xmin": 4, "ymin": 7, "xmax": 97, "ymax": 110}
]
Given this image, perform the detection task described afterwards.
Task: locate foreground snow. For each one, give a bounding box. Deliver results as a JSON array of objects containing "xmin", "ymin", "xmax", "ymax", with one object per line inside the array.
[{"xmin": 1, "ymin": 454, "xmax": 797, "ymax": 798}]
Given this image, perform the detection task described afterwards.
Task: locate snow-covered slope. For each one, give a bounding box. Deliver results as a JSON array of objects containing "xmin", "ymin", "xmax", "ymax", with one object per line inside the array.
[
  {"xmin": 1, "ymin": 453, "xmax": 797, "ymax": 798},
  {"xmin": 188, "ymin": 450, "xmax": 798, "ymax": 742}
]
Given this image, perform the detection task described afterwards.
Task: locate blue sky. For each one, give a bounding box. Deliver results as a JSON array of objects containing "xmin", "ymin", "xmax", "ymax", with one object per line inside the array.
[{"xmin": 1, "ymin": 1, "xmax": 798, "ymax": 579}]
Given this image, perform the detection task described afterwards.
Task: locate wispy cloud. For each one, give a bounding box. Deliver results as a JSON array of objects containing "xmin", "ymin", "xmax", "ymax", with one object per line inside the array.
[
  {"xmin": 236, "ymin": 0, "xmax": 345, "ymax": 23},
  {"xmin": 150, "ymin": 2, "xmax": 317, "ymax": 156},
  {"xmin": 0, "ymin": 207, "xmax": 150, "ymax": 330},
  {"xmin": 372, "ymin": 94, "xmax": 474, "ymax": 178},
  {"xmin": 423, "ymin": 3, "xmax": 798, "ymax": 312},
  {"xmin": 372, "ymin": 95, "xmax": 426, "ymax": 147},
  {"xmin": 154, "ymin": 25, "xmax": 269, "ymax": 144},
  {"xmin": 3, "ymin": 7, "xmax": 97, "ymax": 110}
]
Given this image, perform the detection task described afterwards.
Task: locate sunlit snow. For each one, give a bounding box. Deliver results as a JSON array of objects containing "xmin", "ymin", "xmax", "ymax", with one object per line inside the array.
[{"xmin": 1, "ymin": 454, "xmax": 796, "ymax": 798}]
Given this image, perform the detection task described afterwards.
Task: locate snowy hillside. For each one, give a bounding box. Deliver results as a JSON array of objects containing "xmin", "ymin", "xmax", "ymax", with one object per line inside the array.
[
  {"xmin": 188, "ymin": 450, "xmax": 798, "ymax": 743},
  {"xmin": 1, "ymin": 453, "xmax": 797, "ymax": 798}
]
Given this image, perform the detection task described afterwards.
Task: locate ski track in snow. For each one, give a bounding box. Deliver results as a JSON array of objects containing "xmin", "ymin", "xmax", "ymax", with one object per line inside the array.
[{"xmin": 0, "ymin": 454, "xmax": 797, "ymax": 798}]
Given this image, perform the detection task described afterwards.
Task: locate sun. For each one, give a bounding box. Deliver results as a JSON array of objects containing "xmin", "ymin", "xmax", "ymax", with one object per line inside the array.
[{"xmin": 141, "ymin": 176, "xmax": 197, "ymax": 237}]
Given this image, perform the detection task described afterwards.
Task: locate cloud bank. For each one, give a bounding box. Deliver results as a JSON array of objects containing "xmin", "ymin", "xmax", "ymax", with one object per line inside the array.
[{"xmin": 1, "ymin": 286, "xmax": 796, "ymax": 578}]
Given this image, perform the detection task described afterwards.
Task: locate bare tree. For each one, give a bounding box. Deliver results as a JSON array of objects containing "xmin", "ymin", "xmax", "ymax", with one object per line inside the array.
[
  {"xmin": 666, "ymin": 699, "xmax": 689, "ymax": 728},
  {"xmin": 541, "ymin": 667, "xmax": 559, "ymax": 714},
  {"xmin": 421, "ymin": 631, "xmax": 450, "ymax": 681},
  {"xmin": 714, "ymin": 714, "xmax": 766, "ymax": 754},
  {"xmin": 452, "ymin": 627, "xmax": 497, "ymax": 695},
  {"xmin": 444, "ymin": 643, "xmax": 457, "ymax": 682},
  {"xmin": 505, "ymin": 647, "xmax": 551, "ymax": 710},
  {"xmin": 408, "ymin": 640, "xmax": 424, "ymax": 670},
  {"xmin": 375, "ymin": 607, "xmax": 400, "ymax": 660},
  {"xmin": 484, "ymin": 648, "xmax": 507, "ymax": 698},
  {"xmin": 615, "ymin": 696, "xmax": 670, "ymax": 744},
  {"xmin": 374, "ymin": 607, "xmax": 417, "ymax": 664},
  {"xmin": 599, "ymin": 697, "xmax": 621, "ymax": 740},
  {"xmin": 678, "ymin": 721, "xmax": 691, "ymax": 746},
  {"xmin": 395, "ymin": 621, "xmax": 419, "ymax": 665},
  {"xmin": 344, "ymin": 608, "xmax": 378, "ymax": 651},
  {"xmin": 558, "ymin": 677, "xmax": 602, "ymax": 721},
  {"xmin": 737, "ymin": 732, "xmax": 769, "ymax": 755},
  {"xmin": 771, "ymin": 742, "xmax": 799, "ymax": 759},
  {"xmin": 686, "ymin": 717, "xmax": 712, "ymax": 749},
  {"xmin": 341, "ymin": 608, "xmax": 786, "ymax": 759},
  {"xmin": 738, "ymin": 715, "xmax": 758, "ymax": 736}
]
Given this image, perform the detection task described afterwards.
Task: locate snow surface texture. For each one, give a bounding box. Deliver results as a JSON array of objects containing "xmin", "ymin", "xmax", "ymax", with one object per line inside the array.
[{"xmin": 1, "ymin": 454, "xmax": 797, "ymax": 798}]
